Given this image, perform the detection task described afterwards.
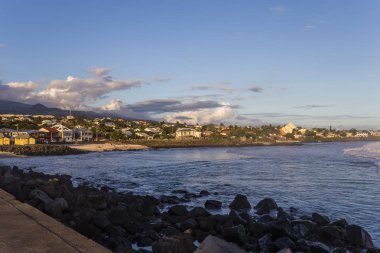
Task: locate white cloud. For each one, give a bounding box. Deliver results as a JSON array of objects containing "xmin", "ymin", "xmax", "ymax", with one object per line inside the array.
[
  {"xmin": 164, "ymin": 103, "xmax": 235, "ymax": 124},
  {"xmin": 0, "ymin": 68, "xmax": 143, "ymax": 109},
  {"xmin": 101, "ymin": 99, "xmax": 124, "ymax": 111}
]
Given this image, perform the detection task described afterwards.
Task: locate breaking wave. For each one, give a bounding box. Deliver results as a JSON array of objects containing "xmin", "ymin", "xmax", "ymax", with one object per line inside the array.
[{"xmin": 344, "ymin": 142, "xmax": 380, "ymax": 175}]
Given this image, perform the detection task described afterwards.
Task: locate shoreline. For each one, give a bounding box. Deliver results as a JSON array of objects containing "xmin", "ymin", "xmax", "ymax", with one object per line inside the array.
[
  {"xmin": 0, "ymin": 165, "xmax": 378, "ymax": 252},
  {"xmin": 0, "ymin": 139, "xmax": 379, "ymax": 157},
  {"xmin": 68, "ymin": 143, "xmax": 148, "ymax": 152}
]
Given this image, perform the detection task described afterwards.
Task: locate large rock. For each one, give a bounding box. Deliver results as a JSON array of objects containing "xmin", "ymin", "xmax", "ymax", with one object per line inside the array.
[
  {"xmin": 205, "ymin": 200, "xmax": 222, "ymax": 209},
  {"xmin": 314, "ymin": 225, "xmax": 346, "ymax": 247},
  {"xmin": 297, "ymin": 239, "xmax": 330, "ymax": 253},
  {"xmin": 255, "ymin": 198, "xmax": 278, "ymax": 215},
  {"xmin": 229, "ymin": 194, "xmax": 251, "ymax": 210},
  {"xmin": 30, "ymin": 189, "xmax": 53, "ymax": 204},
  {"xmin": 168, "ymin": 205, "xmax": 188, "ymax": 216},
  {"xmin": 223, "ymin": 224, "xmax": 248, "ymax": 245},
  {"xmin": 152, "ymin": 235, "xmax": 196, "ymax": 253},
  {"xmin": 195, "ymin": 235, "xmax": 247, "ymax": 253},
  {"xmin": 346, "ymin": 224, "xmax": 374, "ymax": 249},
  {"xmin": 311, "ymin": 213, "xmax": 330, "ymax": 226}
]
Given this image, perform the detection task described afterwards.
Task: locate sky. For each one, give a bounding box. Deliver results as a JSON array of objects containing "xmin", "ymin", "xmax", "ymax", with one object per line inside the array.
[{"xmin": 0, "ymin": 0, "xmax": 379, "ymax": 129}]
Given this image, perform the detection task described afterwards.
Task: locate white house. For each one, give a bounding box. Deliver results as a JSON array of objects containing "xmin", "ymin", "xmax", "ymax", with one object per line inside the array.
[
  {"xmin": 52, "ymin": 124, "xmax": 73, "ymax": 142},
  {"xmin": 280, "ymin": 122, "xmax": 297, "ymax": 135},
  {"xmin": 175, "ymin": 128, "xmax": 201, "ymax": 140},
  {"xmin": 74, "ymin": 128, "xmax": 93, "ymax": 142},
  {"xmin": 355, "ymin": 132, "xmax": 369, "ymax": 138}
]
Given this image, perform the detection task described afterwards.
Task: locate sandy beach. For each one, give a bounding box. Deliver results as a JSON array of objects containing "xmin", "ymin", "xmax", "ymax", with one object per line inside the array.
[{"xmin": 68, "ymin": 143, "xmax": 148, "ymax": 152}]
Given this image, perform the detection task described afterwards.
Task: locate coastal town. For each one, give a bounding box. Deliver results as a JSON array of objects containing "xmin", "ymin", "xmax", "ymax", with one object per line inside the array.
[{"xmin": 0, "ymin": 113, "xmax": 379, "ymax": 146}]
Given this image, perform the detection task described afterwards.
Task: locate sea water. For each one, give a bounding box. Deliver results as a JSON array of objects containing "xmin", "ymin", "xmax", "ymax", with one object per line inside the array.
[{"xmin": 1, "ymin": 141, "xmax": 379, "ymax": 244}]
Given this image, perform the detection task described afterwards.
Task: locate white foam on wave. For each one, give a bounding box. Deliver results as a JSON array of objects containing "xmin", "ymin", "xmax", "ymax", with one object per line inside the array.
[{"xmin": 344, "ymin": 142, "xmax": 380, "ymax": 174}]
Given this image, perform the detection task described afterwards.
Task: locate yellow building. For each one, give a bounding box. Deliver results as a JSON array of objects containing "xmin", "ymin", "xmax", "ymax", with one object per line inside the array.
[
  {"xmin": 0, "ymin": 133, "xmax": 11, "ymax": 145},
  {"xmin": 14, "ymin": 134, "xmax": 36, "ymax": 146}
]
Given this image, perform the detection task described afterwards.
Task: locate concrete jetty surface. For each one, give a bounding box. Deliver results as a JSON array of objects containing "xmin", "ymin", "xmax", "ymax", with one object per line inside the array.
[{"xmin": 0, "ymin": 189, "xmax": 111, "ymax": 253}]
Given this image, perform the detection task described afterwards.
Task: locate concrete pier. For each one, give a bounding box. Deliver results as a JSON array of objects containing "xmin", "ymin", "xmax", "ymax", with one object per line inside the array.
[{"xmin": 0, "ymin": 189, "xmax": 111, "ymax": 253}]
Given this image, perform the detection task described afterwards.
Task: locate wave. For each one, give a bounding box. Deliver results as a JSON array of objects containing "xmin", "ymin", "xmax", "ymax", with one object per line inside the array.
[{"xmin": 344, "ymin": 142, "xmax": 380, "ymax": 174}]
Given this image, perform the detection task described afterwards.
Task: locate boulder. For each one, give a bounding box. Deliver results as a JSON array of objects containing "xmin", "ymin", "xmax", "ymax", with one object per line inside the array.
[
  {"xmin": 229, "ymin": 194, "xmax": 251, "ymax": 210},
  {"xmin": 94, "ymin": 213, "xmax": 110, "ymax": 229},
  {"xmin": 275, "ymin": 237, "xmax": 296, "ymax": 251},
  {"xmin": 277, "ymin": 248, "xmax": 292, "ymax": 253},
  {"xmin": 195, "ymin": 235, "xmax": 248, "ymax": 253},
  {"xmin": 188, "ymin": 207, "xmax": 211, "ymax": 218},
  {"xmin": 312, "ymin": 213, "xmax": 330, "ymax": 226},
  {"xmin": 168, "ymin": 205, "xmax": 188, "ymax": 216},
  {"xmin": 205, "ymin": 200, "xmax": 222, "ymax": 209},
  {"xmin": 30, "ymin": 189, "xmax": 53, "ymax": 204},
  {"xmin": 314, "ymin": 225, "xmax": 346, "ymax": 247},
  {"xmin": 297, "ymin": 239, "xmax": 330, "ymax": 253},
  {"xmin": 255, "ymin": 198, "xmax": 278, "ymax": 215},
  {"xmin": 346, "ymin": 224, "xmax": 374, "ymax": 249},
  {"xmin": 152, "ymin": 235, "xmax": 196, "ymax": 253},
  {"xmin": 224, "ymin": 224, "xmax": 248, "ymax": 245}
]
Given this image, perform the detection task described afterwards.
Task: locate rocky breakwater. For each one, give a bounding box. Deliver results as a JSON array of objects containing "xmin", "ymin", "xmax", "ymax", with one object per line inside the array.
[
  {"xmin": 0, "ymin": 144, "xmax": 86, "ymax": 156},
  {"xmin": 0, "ymin": 166, "xmax": 378, "ymax": 253}
]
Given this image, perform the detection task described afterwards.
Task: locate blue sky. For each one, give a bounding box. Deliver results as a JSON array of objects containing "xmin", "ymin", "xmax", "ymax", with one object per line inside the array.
[{"xmin": 0, "ymin": 0, "xmax": 379, "ymax": 128}]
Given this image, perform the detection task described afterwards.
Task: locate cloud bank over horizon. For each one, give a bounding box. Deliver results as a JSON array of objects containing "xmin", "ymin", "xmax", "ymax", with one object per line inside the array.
[{"xmin": 0, "ymin": 68, "xmax": 241, "ymax": 124}]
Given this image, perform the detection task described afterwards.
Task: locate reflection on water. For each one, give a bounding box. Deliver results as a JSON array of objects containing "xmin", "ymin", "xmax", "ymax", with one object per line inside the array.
[{"xmin": 1, "ymin": 141, "xmax": 379, "ymax": 245}]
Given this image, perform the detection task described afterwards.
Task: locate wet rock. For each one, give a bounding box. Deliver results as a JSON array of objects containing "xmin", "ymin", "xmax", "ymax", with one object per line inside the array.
[
  {"xmin": 255, "ymin": 198, "xmax": 278, "ymax": 215},
  {"xmin": 168, "ymin": 205, "xmax": 188, "ymax": 216},
  {"xmin": 258, "ymin": 234, "xmax": 275, "ymax": 252},
  {"xmin": 181, "ymin": 218, "xmax": 197, "ymax": 230},
  {"xmin": 205, "ymin": 200, "xmax": 222, "ymax": 209},
  {"xmin": 346, "ymin": 224, "xmax": 374, "ymax": 249},
  {"xmin": 312, "ymin": 213, "xmax": 330, "ymax": 226},
  {"xmin": 229, "ymin": 194, "xmax": 251, "ymax": 210},
  {"xmin": 314, "ymin": 225, "xmax": 346, "ymax": 247},
  {"xmin": 274, "ymin": 237, "xmax": 296, "ymax": 251},
  {"xmin": 30, "ymin": 189, "xmax": 53, "ymax": 204},
  {"xmin": 160, "ymin": 195, "xmax": 180, "ymax": 204},
  {"xmin": 188, "ymin": 207, "xmax": 211, "ymax": 218},
  {"xmin": 330, "ymin": 219, "xmax": 348, "ymax": 229},
  {"xmin": 229, "ymin": 210, "xmax": 248, "ymax": 226},
  {"xmin": 297, "ymin": 239, "xmax": 330, "ymax": 253},
  {"xmin": 152, "ymin": 235, "xmax": 196, "ymax": 253},
  {"xmin": 45, "ymin": 197, "xmax": 69, "ymax": 217},
  {"xmin": 224, "ymin": 224, "xmax": 248, "ymax": 245},
  {"xmin": 195, "ymin": 235, "xmax": 248, "ymax": 253},
  {"xmin": 94, "ymin": 213, "xmax": 111, "ymax": 229},
  {"xmin": 199, "ymin": 190, "xmax": 210, "ymax": 196},
  {"xmin": 277, "ymin": 248, "xmax": 292, "ymax": 253},
  {"xmin": 247, "ymin": 222, "xmax": 266, "ymax": 238},
  {"xmin": 197, "ymin": 216, "xmax": 216, "ymax": 231}
]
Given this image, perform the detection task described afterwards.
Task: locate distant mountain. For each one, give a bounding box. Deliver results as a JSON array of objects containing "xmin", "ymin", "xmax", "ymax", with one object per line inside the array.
[{"xmin": 0, "ymin": 100, "xmax": 121, "ymax": 119}]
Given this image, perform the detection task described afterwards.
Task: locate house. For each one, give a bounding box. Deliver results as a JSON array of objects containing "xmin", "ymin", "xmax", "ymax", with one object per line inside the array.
[
  {"xmin": 39, "ymin": 128, "xmax": 60, "ymax": 143},
  {"xmin": 52, "ymin": 124, "xmax": 73, "ymax": 142},
  {"xmin": 175, "ymin": 128, "xmax": 201, "ymax": 140},
  {"xmin": 280, "ymin": 122, "xmax": 297, "ymax": 135},
  {"xmin": 144, "ymin": 127, "xmax": 161, "ymax": 134},
  {"xmin": 74, "ymin": 128, "xmax": 93, "ymax": 142},
  {"xmin": 135, "ymin": 132, "xmax": 153, "ymax": 140},
  {"xmin": 0, "ymin": 133, "xmax": 11, "ymax": 145},
  {"xmin": 355, "ymin": 132, "xmax": 369, "ymax": 138},
  {"xmin": 14, "ymin": 133, "xmax": 36, "ymax": 145},
  {"xmin": 41, "ymin": 120, "xmax": 54, "ymax": 126},
  {"xmin": 121, "ymin": 128, "xmax": 133, "ymax": 137},
  {"xmin": 104, "ymin": 122, "xmax": 116, "ymax": 129}
]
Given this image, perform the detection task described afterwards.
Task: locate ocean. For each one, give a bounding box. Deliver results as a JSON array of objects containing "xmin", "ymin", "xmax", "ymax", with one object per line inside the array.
[{"xmin": 1, "ymin": 141, "xmax": 379, "ymax": 244}]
